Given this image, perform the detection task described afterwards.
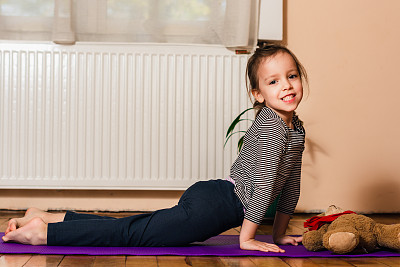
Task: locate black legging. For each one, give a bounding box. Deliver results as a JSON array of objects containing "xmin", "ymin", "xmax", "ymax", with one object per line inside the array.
[{"xmin": 47, "ymin": 179, "xmax": 244, "ymax": 246}]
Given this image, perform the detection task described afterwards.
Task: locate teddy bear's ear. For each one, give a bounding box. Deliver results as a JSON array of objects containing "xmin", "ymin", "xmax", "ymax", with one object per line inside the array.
[{"xmin": 325, "ymin": 205, "xmax": 344, "ymax": 216}]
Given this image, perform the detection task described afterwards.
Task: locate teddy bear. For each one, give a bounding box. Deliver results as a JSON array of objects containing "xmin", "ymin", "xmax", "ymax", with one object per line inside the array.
[{"xmin": 302, "ymin": 205, "xmax": 400, "ymax": 254}]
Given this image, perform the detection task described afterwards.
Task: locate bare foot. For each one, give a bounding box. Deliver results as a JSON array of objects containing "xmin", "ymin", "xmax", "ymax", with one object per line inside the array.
[
  {"xmin": 5, "ymin": 208, "xmax": 65, "ymax": 234},
  {"xmin": 2, "ymin": 217, "xmax": 47, "ymax": 245}
]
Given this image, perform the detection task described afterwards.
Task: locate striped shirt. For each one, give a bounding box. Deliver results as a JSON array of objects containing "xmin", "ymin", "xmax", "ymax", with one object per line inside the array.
[{"xmin": 230, "ymin": 106, "xmax": 305, "ymax": 225}]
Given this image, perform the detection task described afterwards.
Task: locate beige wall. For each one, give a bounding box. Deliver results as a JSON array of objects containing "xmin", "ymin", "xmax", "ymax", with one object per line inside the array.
[
  {"xmin": 288, "ymin": 0, "xmax": 400, "ymax": 213},
  {"xmin": 0, "ymin": 189, "xmax": 183, "ymax": 212},
  {"xmin": 2, "ymin": 0, "xmax": 400, "ymax": 213}
]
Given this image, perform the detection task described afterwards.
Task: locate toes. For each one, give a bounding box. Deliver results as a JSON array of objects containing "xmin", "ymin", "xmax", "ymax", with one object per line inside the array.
[
  {"xmin": 2, "ymin": 230, "xmax": 16, "ymax": 243},
  {"xmin": 2, "ymin": 217, "xmax": 47, "ymax": 245},
  {"xmin": 3, "ymin": 229, "xmax": 20, "ymax": 243},
  {"xmin": 5, "ymin": 219, "xmax": 18, "ymax": 234}
]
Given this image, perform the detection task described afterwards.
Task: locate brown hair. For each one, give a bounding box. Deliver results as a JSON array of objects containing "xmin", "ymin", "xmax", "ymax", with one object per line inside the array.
[{"xmin": 246, "ymin": 43, "xmax": 308, "ymax": 116}]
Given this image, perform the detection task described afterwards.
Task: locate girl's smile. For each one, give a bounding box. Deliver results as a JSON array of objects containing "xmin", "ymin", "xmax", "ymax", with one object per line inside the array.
[{"xmin": 281, "ymin": 94, "xmax": 296, "ymax": 103}]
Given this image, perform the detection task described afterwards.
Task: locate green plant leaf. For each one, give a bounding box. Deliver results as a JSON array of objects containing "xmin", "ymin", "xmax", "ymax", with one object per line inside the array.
[
  {"xmin": 224, "ymin": 130, "xmax": 247, "ymax": 148},
  {"xmin": 224, "ymin": 107, "xmax": 254, "ymax": 154},
  {"xmin": 225, "ymin": 107, "xmax": 254, "ymax": 138}
]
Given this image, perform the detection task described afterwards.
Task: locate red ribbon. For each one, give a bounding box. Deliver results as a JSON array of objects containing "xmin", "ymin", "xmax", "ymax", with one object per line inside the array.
[{"xmin": 304, "ymin": 211, "xmax": 356, "ymax": 231}]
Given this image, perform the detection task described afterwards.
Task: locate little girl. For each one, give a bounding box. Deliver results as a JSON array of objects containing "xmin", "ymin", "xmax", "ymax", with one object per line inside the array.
[{"xmin": 3, "ymin": 43, "xmax": 307, "ymax": 253}]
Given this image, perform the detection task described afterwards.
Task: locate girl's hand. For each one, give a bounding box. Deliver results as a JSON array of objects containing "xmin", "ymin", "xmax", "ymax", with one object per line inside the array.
[
  {"xmin": 240, "ymin": 239, "xmax": 285, "ymax": 253},
  {"xmin": 274, "ymin": 235, "xmax": 302, "ymax": 246}
]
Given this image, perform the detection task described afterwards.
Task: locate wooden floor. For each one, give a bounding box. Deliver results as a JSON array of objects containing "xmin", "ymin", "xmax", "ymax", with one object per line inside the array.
[{"xmin": 0, "ymin": 211, "xmax": 399, "ymax": 267}]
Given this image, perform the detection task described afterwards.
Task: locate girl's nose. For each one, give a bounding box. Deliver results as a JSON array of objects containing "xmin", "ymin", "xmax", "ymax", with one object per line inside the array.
[{"xmin": 282, "ymin": 79, "xmax": 292, "ymax": 90}]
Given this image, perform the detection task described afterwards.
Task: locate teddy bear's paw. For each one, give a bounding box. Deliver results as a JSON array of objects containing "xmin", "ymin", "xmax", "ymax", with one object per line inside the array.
[
  {"xmin": 382, "ymin": 231, "xmax": 400, "ymax": 250},
  {"xmin": 375, "ymin": 224, "xmax": 400, "ymax": 250},
  {"xmin": 303, "ymin": 232, "xmax": 324, "ymax": 251},
  {"xmin": 327, "ymin": 232, "xmax": 358, "ymax": 254},
  {"xmin": 387, "ymin": 231, "xmax": 400, "ymax": 250},
  {"xmin": 395, "ymin": 231, "xmax": 400, "ymax": 248}
]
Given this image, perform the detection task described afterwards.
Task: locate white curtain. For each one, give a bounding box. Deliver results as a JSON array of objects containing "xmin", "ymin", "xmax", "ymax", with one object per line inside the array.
[{"xmin": 0, "ymin": 0, "xmax": 259, "ymax": 48}]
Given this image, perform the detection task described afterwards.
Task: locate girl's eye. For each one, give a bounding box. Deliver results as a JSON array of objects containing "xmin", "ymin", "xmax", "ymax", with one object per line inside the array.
[
  {"xmin": 269, "ymin": 80, "xmax": 277, "ymax": 85},
  {"xmin": 289, "ymin": 74, "xmax": 298, "ymax": 79}
]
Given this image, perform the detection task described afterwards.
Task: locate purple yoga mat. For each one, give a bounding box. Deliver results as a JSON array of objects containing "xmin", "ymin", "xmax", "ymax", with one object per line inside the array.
[{"xmin": 1, "ymin": 233, "xmax": 399, "ymax": 257}]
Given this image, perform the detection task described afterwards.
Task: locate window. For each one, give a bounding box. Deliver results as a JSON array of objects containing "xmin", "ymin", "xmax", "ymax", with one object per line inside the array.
[
  {"xmin": 0, "ymin": 0, "xmax": 259, "ymax": 48},
  {"xmin": 0, "ymin": 0, "xmax": 54, "ymax": 40}
]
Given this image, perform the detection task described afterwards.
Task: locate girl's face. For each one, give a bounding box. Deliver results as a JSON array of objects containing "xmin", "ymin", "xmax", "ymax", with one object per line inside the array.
[{"xmin": 252, "ymin": 52, "xmax": 303, "ymax": 126}]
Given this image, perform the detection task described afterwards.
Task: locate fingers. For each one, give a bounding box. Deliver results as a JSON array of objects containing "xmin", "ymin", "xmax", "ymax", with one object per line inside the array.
[
  {"xmin": 275, "ymin": 235, "xmax": 303, "ymax": 246},
  {"xmin": 289, "ymin": 237, "xmax": 299, "ymax": 246},
  {"xmin": 294, "ymin": 235, "xmax": 303, "ymax": 243},
  {"xmin": 257, "ymin": 242, "xmax": 285, "ymax": 253},
  {"xmin": 289, "ymin": 236, "xmax": 303, "ymax": 246},
  {"xmin": 241, "ymin": 239, "xmax": 285, "ymax": 253},
  {"xmin": 285, "ymin": 239, "xmax": 297, "ymax": 246}
]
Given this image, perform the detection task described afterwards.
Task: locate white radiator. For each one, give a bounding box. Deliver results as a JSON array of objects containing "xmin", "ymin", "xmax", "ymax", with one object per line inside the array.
[{"xmin": 0, "ymin": 43, "xmax": 252, "ymax": 190}]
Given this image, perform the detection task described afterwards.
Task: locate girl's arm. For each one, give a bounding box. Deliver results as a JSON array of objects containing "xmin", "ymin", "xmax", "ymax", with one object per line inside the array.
[
  {"xmin": 273, "ymin": 157, "xmax": 303, "ymax": 245},
  {"xmin": 273, "ymin": 211, "xmax": 302, "ymax": 245},
  {"xmin": 239, "ymin": 219, "xmax": 285, "ymax": 252}
]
